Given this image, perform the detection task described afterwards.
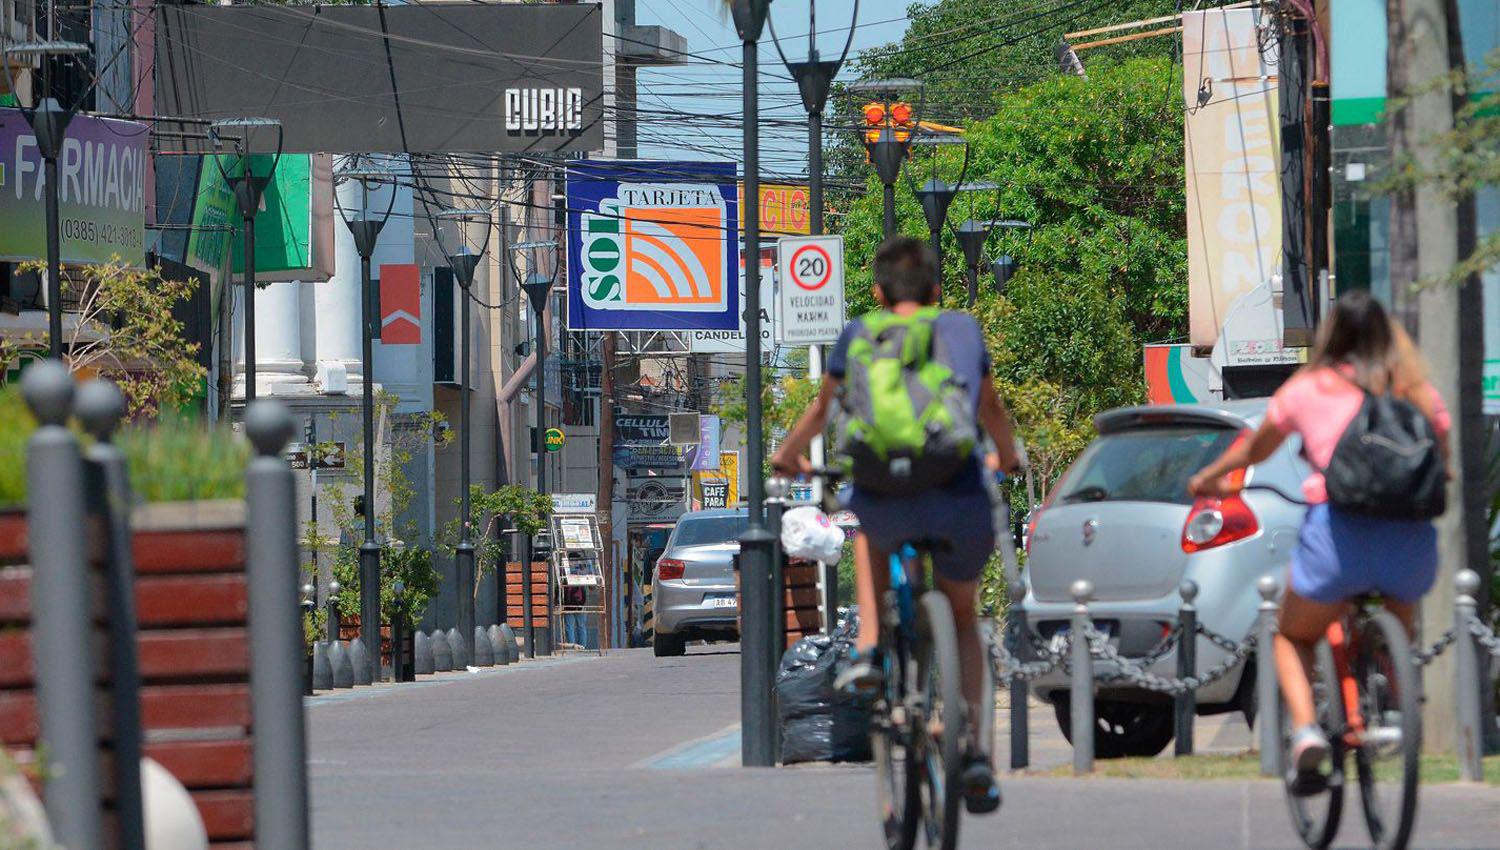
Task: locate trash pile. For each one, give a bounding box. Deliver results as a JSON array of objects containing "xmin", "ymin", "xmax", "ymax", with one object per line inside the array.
[{"xmin": 775, "ymin": 610, "xmax": 872, "ymax": 764}]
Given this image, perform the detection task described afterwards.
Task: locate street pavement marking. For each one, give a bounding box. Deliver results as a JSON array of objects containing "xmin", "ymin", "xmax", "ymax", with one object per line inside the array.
[{"xmin": 635, "ymin": 724, "xmax": 742, "ymax": 770}]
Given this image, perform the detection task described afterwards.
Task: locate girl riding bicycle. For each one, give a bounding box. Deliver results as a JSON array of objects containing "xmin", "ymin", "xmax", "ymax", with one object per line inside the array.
[{"xmin": 1188, "ymin": 291, "xmax": 1450, "ymax": 784}]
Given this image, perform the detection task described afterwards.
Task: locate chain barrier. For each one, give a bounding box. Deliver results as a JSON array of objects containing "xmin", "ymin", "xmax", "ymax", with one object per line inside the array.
[
  {"xmin": 1466, "ymin": 616, "xmax": 1500, "ymax": 659},
  {"xmin": 988, "ymin": 629, "xmax": 1068, "ymax": 685},
  {"xmin": 1412, "ymin": 628, "xmax": 1458, "ymax": 667},
  {"xmin": 1082, "ymin": 620, "xmax": 1258, "ymax": 695}
]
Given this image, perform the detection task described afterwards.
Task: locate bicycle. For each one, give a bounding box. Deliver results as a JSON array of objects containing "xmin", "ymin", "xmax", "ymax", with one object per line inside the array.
[
  {"xmin": 1242, "ymin": 484, "xmax": 1422, "ymax": 850},
  {"xmin": 808, "ymin": 467, "xmax": 998, "ymax": 850}
]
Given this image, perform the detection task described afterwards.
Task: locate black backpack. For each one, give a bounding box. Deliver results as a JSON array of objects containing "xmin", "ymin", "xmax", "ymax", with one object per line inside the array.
[{"xmin": 1322, "ymin": 391, "xmax": 1446, "ymax": 520}]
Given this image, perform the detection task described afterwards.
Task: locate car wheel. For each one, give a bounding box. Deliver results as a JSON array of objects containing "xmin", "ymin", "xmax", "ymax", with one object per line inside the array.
[
  {"xmin": 653, "ymin": 632, "xmax": 687, "ymax": 657},
  {"xmin": 1053, "ymin": 697, "xmax": 1175, "ymax": 758}
]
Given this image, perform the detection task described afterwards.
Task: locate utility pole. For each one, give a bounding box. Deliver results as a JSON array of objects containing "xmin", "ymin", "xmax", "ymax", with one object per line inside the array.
[
  {"xmin": 1389, "ymin": 0, "xmax": 1491, "ymax": 755},
  {"xmin": 596, "ymin": 332, "xmax": 616, "ymax": 649}
]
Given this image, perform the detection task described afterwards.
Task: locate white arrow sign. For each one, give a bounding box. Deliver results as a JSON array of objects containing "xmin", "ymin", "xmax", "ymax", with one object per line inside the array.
[{"xmin": 776, "ymin": 234, "xmax": 845, "ymax": 344}]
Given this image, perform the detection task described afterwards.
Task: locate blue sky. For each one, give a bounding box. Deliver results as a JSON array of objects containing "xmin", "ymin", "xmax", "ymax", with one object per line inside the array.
[{"xmin": 632, "ymin": 0, "xmax": 918, "ymax": 177}]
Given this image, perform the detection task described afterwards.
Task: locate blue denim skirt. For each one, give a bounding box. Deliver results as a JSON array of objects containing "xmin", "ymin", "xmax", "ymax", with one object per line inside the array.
[{"xmin": 1290, "ymin": 503, "xmax": 1438, "ymax": 604}]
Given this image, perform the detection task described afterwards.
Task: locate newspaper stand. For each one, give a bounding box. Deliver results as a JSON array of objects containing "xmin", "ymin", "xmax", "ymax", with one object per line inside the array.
[{"xmin": 551, "ymin": 511, "xmax": 607, "ymax": 654}]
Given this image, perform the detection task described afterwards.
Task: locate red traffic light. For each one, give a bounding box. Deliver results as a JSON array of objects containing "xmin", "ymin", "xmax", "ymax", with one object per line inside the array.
[
  {"xmin": 890, "ymin": 101, "xmax": 914, "ymax": 125},
  {"xmin": 862, "ymin": 102, "xmax": 886, "ymax": 126}
]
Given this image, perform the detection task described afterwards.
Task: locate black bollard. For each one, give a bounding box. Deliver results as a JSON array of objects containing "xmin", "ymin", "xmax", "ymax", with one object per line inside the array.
[{"xmin": 1174, "ymin": 580, "xmax": 1198, "ymax": 757}]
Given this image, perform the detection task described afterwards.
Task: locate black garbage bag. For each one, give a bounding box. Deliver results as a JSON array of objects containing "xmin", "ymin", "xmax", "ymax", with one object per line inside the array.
[{"xmin": 775, "ymin": 613, "xmax": 872, "ymax": 764}]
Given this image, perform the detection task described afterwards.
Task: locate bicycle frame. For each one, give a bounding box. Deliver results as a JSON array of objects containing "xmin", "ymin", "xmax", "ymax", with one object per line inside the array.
[{"xmin": 1326, "ymin": 619, "xmax": 1368, "ymax": 747}]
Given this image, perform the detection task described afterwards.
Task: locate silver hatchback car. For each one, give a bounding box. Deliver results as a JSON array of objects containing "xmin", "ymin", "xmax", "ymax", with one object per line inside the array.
[
  {"xmin": 652, "ymin": 509, "xmax": 748, "ymax": 657},
  {"xmin": 1021, "ymin": 400, "xmax": 1307, "ymax": 757}
]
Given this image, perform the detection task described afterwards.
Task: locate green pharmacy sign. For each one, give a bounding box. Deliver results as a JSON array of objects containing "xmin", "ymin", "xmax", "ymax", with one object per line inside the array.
[{"xmin": 186, "ymin": 153, "xmax": 316, "ymax": 276}]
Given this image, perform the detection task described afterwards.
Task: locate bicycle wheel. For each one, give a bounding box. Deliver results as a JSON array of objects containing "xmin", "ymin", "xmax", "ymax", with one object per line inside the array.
[
  {"xmin": 1284, "ymin": 640, "xmax": 1346, "ymax": 850},
  {"xmin": 1353, "ymin": 610, "xmax": 1421, "ymax": 850},
  {"xmin": 873, "ymin": 609, "xmax": 920, "ymax": 849},
  {"xmin": 917, "ymin": 591, "xmax": 964, "ymax": 850}
]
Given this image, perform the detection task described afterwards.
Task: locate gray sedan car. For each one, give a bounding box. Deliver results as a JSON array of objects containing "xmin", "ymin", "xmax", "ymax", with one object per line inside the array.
[
  {"xmin": 1021, "ymin": 400, "xmax": 1307, "ymax": 757},
  {"xmin": 652, "ymin": 509, "xmax": 748, "ymax": 657}
]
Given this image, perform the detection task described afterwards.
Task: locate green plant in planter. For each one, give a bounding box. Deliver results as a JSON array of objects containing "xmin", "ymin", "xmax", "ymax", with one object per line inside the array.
[
  {"xmin": 438, "ymin": 483, "xmax": 553, "ymax": 591},
  {"xmin": 0, "ymin": 385, "xmax": 246, "ymax": 508},
  {"xmin": 312, "ymin": 391, "xmax": 450, "ymax": 628}
]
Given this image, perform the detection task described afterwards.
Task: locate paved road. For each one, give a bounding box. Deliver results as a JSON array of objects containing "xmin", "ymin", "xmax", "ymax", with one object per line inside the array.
[{"xmin": 308, "ymin": 645, "xmax": 1497, "ymax": 850}]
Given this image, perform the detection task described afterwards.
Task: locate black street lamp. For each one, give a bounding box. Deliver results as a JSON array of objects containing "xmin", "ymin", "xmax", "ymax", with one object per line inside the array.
[
  {"xmin": 209, "ymin": 117, "xmax": 283, "ymax": 405},
  {"xmin": 509, "ymin": 240, "xmax": 558, "ymax": 658},
  {"xmin": 770, "ymin": 0, "xmax": 856, "ymax": 239},
  {"xmin": 3, "ymin": 40, "xmax": 89, "ymax": 358},
  {"xmin": 908, "ymin": 134, "xmax": 970, "ymax": 287},
  {"xmin": 851, "ymin": 78, "xmax": 923, "ymax": 238},
  {"xmin": 729, "ymin": 0, "xmax": 777, "ymax": 769},
  {"xmin": 955, "ymin": 211, "xmax": 1032, "ymax": 305},
  {"xmin": 334, "ymin": 157, "xmax": 397, "ymax": 684},
  {"xmin": 434, "ymin": 208, "xmax": 491, "ymax": 666},
  {"xmin": 771, "ymin": 0, "xmax": 856, "ymax": 640}
]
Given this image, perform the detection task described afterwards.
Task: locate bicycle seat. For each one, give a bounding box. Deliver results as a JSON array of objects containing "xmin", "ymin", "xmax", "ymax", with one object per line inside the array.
[{"xmin": 905, "ymin": 538, "xmax": 955, "ymax": 554}]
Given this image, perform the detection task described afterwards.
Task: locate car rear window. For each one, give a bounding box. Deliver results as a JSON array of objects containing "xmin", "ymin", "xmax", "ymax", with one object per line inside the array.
[
  {"xmin": 672, "ymin": 516, "xmax": 748, "ymax": 546},
  {"xmin": 1055, "ymin": 427, "xmax": 1238, "ymax": 506}
]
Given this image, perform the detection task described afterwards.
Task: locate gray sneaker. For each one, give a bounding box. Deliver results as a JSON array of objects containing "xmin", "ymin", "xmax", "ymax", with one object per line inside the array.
[
  {"xmin": 834, "ymin": 649, "xmax": 885, "ymax": 695},
  {"xmin": 1290, "ymin": 724, "xmax": 1330, "ymax": 772}
]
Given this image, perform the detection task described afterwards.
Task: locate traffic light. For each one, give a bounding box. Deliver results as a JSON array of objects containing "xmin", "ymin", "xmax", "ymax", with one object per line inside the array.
[
  {"xmin": 861, "ymin": 100, "xmax": 916, "ymax": 161},
  {"xmin": 862, "ymin": 101, "xmax": 885, "ymax": 151}
]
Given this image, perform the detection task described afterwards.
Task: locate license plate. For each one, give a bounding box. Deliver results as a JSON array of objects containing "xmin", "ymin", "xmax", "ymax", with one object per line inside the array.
[
  {"xmin": 1050, "ymin": 622, "xmax": 1111, "ymax": 651},
  {"xmin": 705, "ymin": 594, "xmax": 738, "ymax": 609}
]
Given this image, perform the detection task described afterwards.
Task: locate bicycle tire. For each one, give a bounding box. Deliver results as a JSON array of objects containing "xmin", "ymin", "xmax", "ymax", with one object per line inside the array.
[
  {"xmin": 1353, "ymin": 610, "xmax": 1421, "ymax": 850},
  {"xmin": 1284, "ymin": 640, "xmax": 1347, "ymax": 850},
  {"xmin": 918, "ymin": 591, "xmax": 964, "ymax": 850},
  {"xmin": 873, "ymin": 594, "xmax": 921, "ymax": 850}
]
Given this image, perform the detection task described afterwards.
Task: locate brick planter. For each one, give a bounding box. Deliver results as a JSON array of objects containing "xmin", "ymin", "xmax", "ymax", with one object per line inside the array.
[{"xmin": 0, "ymin": 500, "xmax": 260, "ymax": 848}]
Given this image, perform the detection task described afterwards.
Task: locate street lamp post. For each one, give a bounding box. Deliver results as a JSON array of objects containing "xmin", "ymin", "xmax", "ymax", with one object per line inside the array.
[
  {"xmin": 334, "ymin": 158, "xmax": 397, "ymax": 684},
  {"xmin": 909, "ymin": 135, "xmax": 970, "ymax": 286},
  {"xmin": 3, "ymin": 40, "xmax": 89, "ymax": 358},
  {"xmin": 956, "ymin": 216, "xmax": 1032, "ymax": 306},
  {"xmin": 729, "ymin": 0, "xmax": 777, "ymax": 769},
  {"xmin": 771, "ymin": 0, "xmax": 856, "ymax": 636},
  {"xmin": 852, "ymin": 78, "xmax": 923, "ymax": 239},
  {"xmin": 435, "ymin": 209, "xmax": 491, "ymax": 666},
  {"xmin": 507, "ymin": 239, "xmax": 559, "ymax": 658},
  {"xmin": 209, "ymin": 118, "xmax": 284, "ymax": 405},
  {"xmin": 521, "ymin": 271, "xmax": 554, "ymax": 656}
]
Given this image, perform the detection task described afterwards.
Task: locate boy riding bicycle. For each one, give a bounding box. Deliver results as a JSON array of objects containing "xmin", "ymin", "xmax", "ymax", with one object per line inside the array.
[{"xmin": 772, "ymin": 236, "xmax": 1022, "ymax": 813}]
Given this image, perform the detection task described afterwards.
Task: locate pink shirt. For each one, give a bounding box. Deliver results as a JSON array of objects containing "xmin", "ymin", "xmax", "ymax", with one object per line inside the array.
[{"xmin": 1265, "ymin": 366, "xmax": 1450, "ymax": 503}]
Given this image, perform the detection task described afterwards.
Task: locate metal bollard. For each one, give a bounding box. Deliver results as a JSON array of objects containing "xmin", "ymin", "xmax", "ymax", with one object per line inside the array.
[
  {"xmin": 1174, "ymin": 579, "xmax": 1198, "ymax": 757},
  {"xmin": 414, "ymin": 630, "xmax": 434, "ymax": 676},
  {"xmin": 325, "ymin": 579, "xmax": 341, "ymax": 643},
  {"xmin": 1070, "ymin": 579, "xmax": 1095, "ymax": 775},
  {"xmin": 300, "ymin": 584, "xmax": 316, "ymax": 697},
  {"xmin": 329, "ymin": 639, "xmax": 354, "ymax": 687},
  {"xmin": 499, "ymin": 622, "xmax": 521, "ymax": 663},
  {"xmin": 1454, "ymin": 569, "xmax": 1484, "ymax": 782},
  {"xmin": 1256, "ymin": 575, "xmax": 1282, "ymax": 777},
  {"xmin": 312, "ymin": 641, "xmax": 334, "ymax": 690},
  {"xmin": 765, "ymin": 477, "xmax": 788, "ymax": 765},
  {"xmin": 1008, "ymin": 580, "xmax": 1029, "ymax": 771},
  {"xmin": 473, "ymin": 625, "xmax": 495, "ymax": 666},
  {"xmin": 243, "ymin": 401, "xmax": 310, "ymax": 850},
  {"xmin": 22, "ymin": 361, "xmax": 105, "ymax": 850},
  {"xmin": 77, "ymin": 380, "xmax": 146, "ymax": 850},
  {"xmin": 389, "ymin": 579, "xmax": 410, "ymax": 682},
  {"xmin": 348, "ymin": 631, "xmax": 372, "ymax": 686},
  {"xmin": 431, "ymin": 629, "xmax": 453, "ymax": 672},
  {"xmin": 489, "ymin": 624, "xmax": 511, "ymax": 665},
  {"xmin": 448, "ymin": 626, "xmax": 469, "ymax": 669}
]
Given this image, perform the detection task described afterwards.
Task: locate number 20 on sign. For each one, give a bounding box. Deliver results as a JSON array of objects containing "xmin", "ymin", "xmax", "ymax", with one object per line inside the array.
[{"xmin": 776, "ymin": 234, "xmax": 845, "ymax": 345}]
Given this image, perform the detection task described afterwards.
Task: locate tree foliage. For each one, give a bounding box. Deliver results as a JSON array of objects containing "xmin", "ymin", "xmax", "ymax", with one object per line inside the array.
[
  {"xmin": 837, "ymin": 57, "xmax": 1185, "ymax": 490},
  {"xmin": 1, "ymin": 261, "xmax": 206, "ymax": 418}
]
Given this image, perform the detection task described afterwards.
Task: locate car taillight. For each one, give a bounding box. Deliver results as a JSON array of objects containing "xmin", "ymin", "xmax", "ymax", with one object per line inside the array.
[
  {"xmin": 1181, "ymin": 495, "xmax": 1258, "ymax": 552},
  {"xmin": 657, "ymin": 559, "xmax": 686, "ymax": 581},
  {"xmin": 1024, "ymin": 510, "xmax": 1042, "ymax": 556}
]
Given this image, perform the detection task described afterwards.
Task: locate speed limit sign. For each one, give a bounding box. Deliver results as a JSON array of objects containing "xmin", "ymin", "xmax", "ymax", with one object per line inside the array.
[{"xmin": 776, "ymin": 234, "xmax": 845, "ymax": 344}]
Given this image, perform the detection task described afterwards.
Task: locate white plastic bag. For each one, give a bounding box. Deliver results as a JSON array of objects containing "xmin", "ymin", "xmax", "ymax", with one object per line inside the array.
[{"xmin": 781, "ymin": 505, "xmax": 846, "ymax": 564}]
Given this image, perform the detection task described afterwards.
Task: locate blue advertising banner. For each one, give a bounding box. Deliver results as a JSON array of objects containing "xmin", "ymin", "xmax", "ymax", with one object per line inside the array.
[{"xmin": 566, "ymin": 160, "xmax": 739, "ymax": 331}]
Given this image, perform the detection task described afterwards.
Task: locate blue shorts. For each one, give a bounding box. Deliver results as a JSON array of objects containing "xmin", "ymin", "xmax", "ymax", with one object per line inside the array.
[
  {"xmin": 1290, "ymin": 503, "xmax": 1437, "ymax": 604},
  {"xmin": 842, "ymin": 464, "xmax": 995, "ymax": 583}
]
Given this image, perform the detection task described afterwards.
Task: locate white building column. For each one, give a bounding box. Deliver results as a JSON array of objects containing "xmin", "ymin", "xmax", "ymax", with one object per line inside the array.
[
  {"xmin": 314, "ymin": 156, "xmax": 368, "ymax": 389},
  {"xmin": 232, "ymin": 278, "xmax": 308, "ymax": 398}
]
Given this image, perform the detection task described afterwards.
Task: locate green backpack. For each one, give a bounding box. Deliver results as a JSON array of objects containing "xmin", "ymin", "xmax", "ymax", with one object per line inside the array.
[{"xmin": 836, "ymin": 307, "xmax": 978, "ymax": 495}]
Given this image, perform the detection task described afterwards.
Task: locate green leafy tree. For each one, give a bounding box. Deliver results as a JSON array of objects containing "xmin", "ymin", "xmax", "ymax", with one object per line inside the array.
[
  {"xmin": 836, "ymin": 57, "xmax": 1183, "ymax": 487},
  {"xmin": 1, "ymin": 260, "xmax": 207, "ymax": 417},
  {"xmin": 437, "ymin": 483, "xmax": 553, "ymax": 595},
  {"xmin": 312, "ymin": 392, "xmax": 451, "ymax": 625}
]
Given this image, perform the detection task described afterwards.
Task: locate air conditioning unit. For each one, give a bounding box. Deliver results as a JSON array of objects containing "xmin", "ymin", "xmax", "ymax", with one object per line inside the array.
[{"xmin": 668, "ymin": 412, "xmax": 700, "ymax": 445}]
